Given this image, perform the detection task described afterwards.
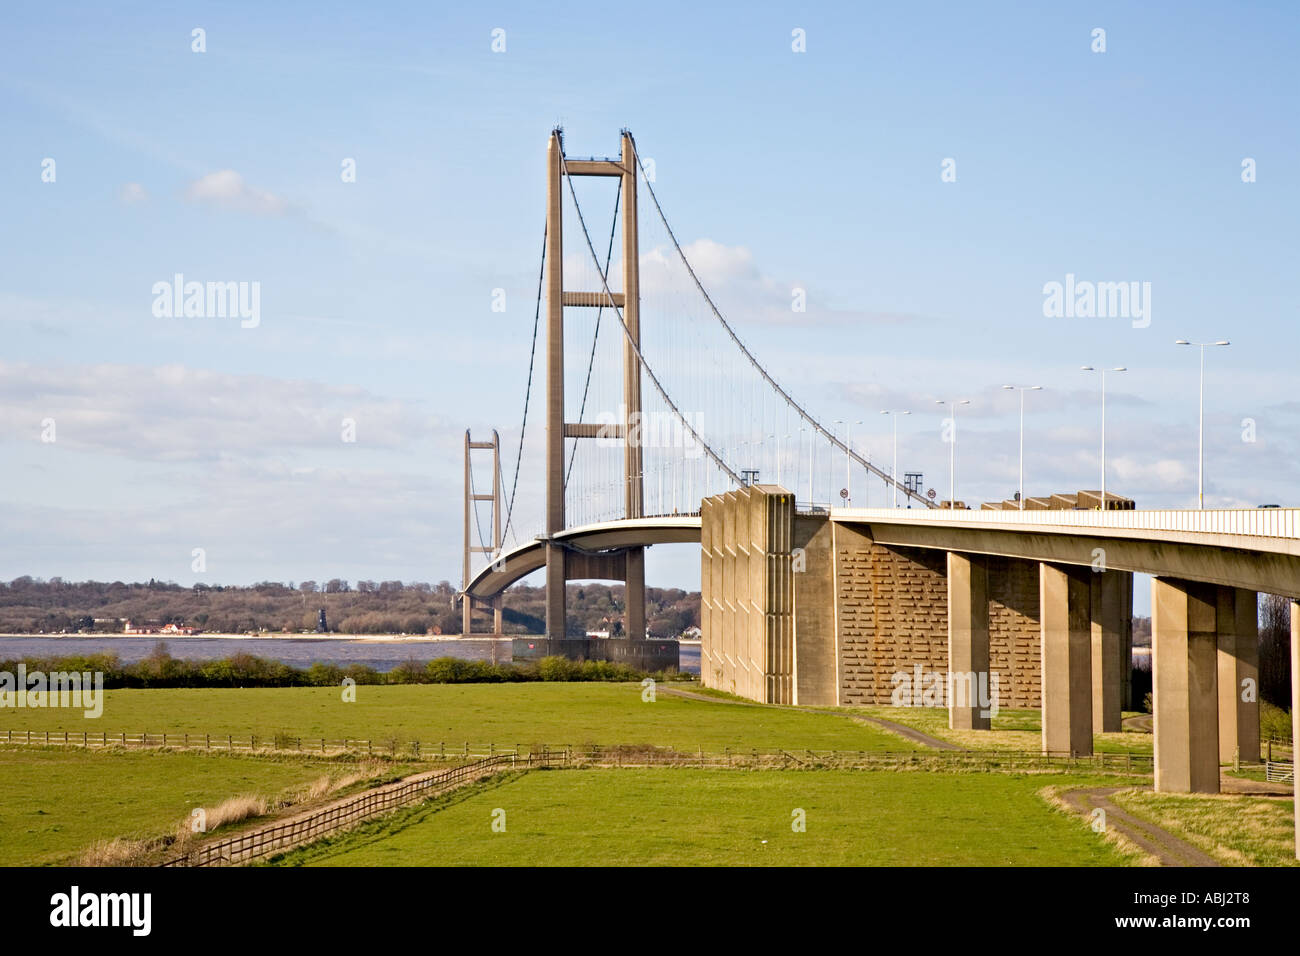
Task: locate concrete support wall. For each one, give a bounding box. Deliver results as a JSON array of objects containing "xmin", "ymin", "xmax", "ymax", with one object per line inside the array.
[
  {"xmin": 700, "ymin": 485, "xmax": 794, "ymax": 703},
  {"xmin": 986, "ymin": 556, "xmax": 1042, "ymax": 709},
  {"xmin": 1091, "ymin": 571, "xmax": 1125, "ymax": 734},
  {"xmin": 701, "ymin": 504, "xmax": 1055, "ymax": 711},
  {"xmin": 792, "ymin": 515, "xmax": 838, "ymax": 706},
  {"xmin": 1152, "ymin": 577, "xmax": 1220, "ymax": 794},
  {"xmin": 1216, "ymin": 587, "xmax": 1259, "ymax": 764},
  {"xmin": 1040, "ymin": 563, "xmax": 1093, "ymax": 756},
  {"xmin": 836, "ymin": 543, "xmax": 949, "ymax": 706},
  {"xmin": 947, "ymin": 552, "xmax": 990, "ymax": 730}
]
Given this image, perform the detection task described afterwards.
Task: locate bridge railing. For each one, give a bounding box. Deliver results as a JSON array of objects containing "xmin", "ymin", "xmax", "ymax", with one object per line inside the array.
[{"xmin": 831, "ymin": 506, "xmax": 1300, "ymax": 539}]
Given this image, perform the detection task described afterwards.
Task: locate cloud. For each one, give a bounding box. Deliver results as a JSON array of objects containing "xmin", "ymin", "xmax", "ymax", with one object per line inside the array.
[
  {"xmin": 118, "ymin": 182, "xmax": 148, "ymax": 204},
  {"xmin": 184, "ymin": 170, "xmax": 289, "ymax": 216},
  {"xmin": 0, "ymin": 361, "xmax": 440, "ymax": 462},
  {"xmin": 640, "ymin": 238, "xmax": 931, "ymax": 328}
]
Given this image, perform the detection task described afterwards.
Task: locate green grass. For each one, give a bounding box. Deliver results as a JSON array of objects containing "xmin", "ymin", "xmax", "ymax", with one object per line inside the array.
[
  {"xmin": 1110, "ymin": 790, "xmax": 1298, "ymax": 867},
  {"xmin": 0, "ymin": 747, "xmax": 354, "ymax": 865},
  {"xmin": 0, "ymin": 684, "xmax": 917, "ymax": 752},
  {"xmin": 272, "ymin": 767, "xmax": 1140, "ymax": 867}
]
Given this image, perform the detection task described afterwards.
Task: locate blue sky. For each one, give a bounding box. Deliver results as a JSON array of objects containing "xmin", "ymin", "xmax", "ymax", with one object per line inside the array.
[{"xmin": 1, "ymin": 1, "xmax": 1297, "ymax": 613}]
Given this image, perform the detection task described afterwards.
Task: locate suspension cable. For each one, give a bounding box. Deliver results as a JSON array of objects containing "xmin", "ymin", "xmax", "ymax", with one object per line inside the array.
[
  {"xmin": 501, "ymin": 221, "xmax": 547, "ymax": 544},
  {"xmin": 626, "ymin": 134, "xmax": 935, "ymax": 509},
  {"xmin": 561, "ymin": 153, "xmax": 743, "ymax": 486}
]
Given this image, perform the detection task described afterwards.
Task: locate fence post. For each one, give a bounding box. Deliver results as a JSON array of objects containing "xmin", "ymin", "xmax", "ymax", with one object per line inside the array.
[
  {"xmin": 464, "ymin": 741, "xmax": 469, "ymax": 757},
  {"xmin": 368, "ymin": 739, "xmax": 372, "ymax": 756},
  {"xmin": 297, "ymin": 737, "xmax": 302, "ymax": 751},
  {"xmin": 322, "ymin": 738, "xmax": 326, "ymax": 753},
  {"xmin": 227, "ymin": 734, "xmax": 232, "ymax": 750}
]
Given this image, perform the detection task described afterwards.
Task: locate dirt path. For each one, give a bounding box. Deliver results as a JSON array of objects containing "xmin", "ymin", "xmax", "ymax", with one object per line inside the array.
[
  {"xmin": 1123, "ymin": 714, "xmax": 1153, "ymax": 733},
  {"xmin": 1061, "ymin": 787, "xmax": 1221, "ymax": 867},
  {"xmin": 658, "ymin": 687, "xmax": 961, "ymax": 750}
]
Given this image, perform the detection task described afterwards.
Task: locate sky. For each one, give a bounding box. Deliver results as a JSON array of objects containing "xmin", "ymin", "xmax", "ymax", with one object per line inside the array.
[{"xmin": 1, "ymin": 1, "xmax": 1297, "ymax": 616}]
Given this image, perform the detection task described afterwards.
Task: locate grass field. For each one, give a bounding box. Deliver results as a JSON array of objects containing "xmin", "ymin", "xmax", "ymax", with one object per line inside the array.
[
  {"xmin": 1110, "ymin": 790, "xmax": 1299, "ymax": 867},
  {"xmin": 272, "ymin": 767, "xmax": 1141, "ymax": 867},
  {"xmin": 0, "ymin": 684, "xmax": 919, "ymax": 752},
  {"xmin": 0, "ymin": 747, "xmax": 390, "ymax": 866}
]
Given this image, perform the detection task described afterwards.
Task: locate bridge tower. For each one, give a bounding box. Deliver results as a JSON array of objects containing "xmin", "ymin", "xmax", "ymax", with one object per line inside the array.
[
  {"xmin": 462, "ymin": 429, "xmax": 503, "ymax": 636},
  {"xmin": 544, "ymin": 128, "xmax": 646, "ymax": 642}
]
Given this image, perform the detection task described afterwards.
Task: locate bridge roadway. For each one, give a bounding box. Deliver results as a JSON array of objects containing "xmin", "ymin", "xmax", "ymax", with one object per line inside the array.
[{"xmin": 466, "ymin": 506, "xmax": 1300, "ymax": 600}]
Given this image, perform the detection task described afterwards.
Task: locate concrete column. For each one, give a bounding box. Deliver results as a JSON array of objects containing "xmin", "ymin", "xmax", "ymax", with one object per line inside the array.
[
  {"xmin": 1216, "ymin": 588, "xmax": 1258, "ymax": 765},
  {"xmin": 624, "ymin": 547, "xmax": 645, "ymax": 640},
  {"xmin": 1152, "ymin": 577, "xmax": 1219, "ymax": 793},
  {"xmin": 1090, "ymin": 571, "xmax": 1124, "ymax": 734},
  {"xmin": 1040, "ymin": 563, "xmax": 1093, "ymax": 756},
  {"xmin": 543, "ymin": 131, "xmax": 566, "ymax": 640},
  {"xmin": 1291, "ymin": 600, "xmax": 1300, "ymax": 861},
  {"xmin": 948, "ymin": 552, "xmax": 991, "ymax": 730}
]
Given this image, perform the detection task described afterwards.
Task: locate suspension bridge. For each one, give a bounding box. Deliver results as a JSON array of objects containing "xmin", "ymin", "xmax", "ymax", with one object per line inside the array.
[
  {"xmin": 461, "ymin": 128, "xmax": 934, "ymax": 653},
  {"xmin": 457, "ymin": 131, "xmax": 1300, "ymax": 854}
]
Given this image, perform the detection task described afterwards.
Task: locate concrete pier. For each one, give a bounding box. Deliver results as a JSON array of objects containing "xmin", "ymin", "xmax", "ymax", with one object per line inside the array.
[
  {"xmin": 1152, "ymin": 577, "xmax": 1219, "ymax": 794},
  {"xmin": 1040, "ymin": 563, "xmax": 1093, "ymax": 756}
]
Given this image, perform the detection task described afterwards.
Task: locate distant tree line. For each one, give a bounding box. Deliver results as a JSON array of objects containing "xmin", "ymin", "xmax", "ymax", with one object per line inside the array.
[
  {"xmin": 0, "ymin": 645, "xmax": 683, "ymax": 688},
  {"xmin": 0, "ymin": 577, "xmax": 701, "ymax": 638}
]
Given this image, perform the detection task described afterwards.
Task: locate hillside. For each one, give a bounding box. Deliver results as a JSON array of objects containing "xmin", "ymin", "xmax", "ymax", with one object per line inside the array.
[{"xmin": 0, "ymin": 577, "xmax": 701, "ymax": 639}]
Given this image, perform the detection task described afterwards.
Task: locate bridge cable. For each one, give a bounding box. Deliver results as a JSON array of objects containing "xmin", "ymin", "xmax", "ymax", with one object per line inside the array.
[
  {"xmin": 561, "ymin": 153, "xmax": 744, "ymax": 486},
  {"xmin": 627, "ymin": 134, "xmax": 935, "ymax": 509},
  {"xmin": 500, "ymin": 221, "xmax": 548, "ymax": 546}
]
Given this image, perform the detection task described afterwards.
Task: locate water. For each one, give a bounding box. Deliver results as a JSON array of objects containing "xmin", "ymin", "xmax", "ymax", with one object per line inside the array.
[{"xmin": 0, "ymin": 636, "xmax": 701, "ymax": 675}]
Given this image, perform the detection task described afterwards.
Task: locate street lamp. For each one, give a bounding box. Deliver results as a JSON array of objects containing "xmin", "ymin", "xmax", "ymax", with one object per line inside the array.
[
  {"xmin": 935, "ymin": 399, "xmax": 971, "ymax": 509},
  {"xmin": 1080, "ymin": 366, "xmax": 1126, "ymax": 508},
  {"xmin": 1175, "ymin": 339, "xmax": 1230, "ymax": 509},
  {"xmin": 880, "ymin": 410, "xmax": 911, "ymax": 507},
  {"xmin": 1001, "ymin": 385, "xmax": 1043, "ymax": 510}
]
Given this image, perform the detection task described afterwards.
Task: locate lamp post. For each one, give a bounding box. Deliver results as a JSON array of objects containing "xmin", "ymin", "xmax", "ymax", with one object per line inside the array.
[
  {"xmin": 1175, "ymin": 339, "xmax": 1230, "ymax": 509},
  {"xmin": 845, "ymin": 419, "xmax": 862, "ymax": 506},
  {"xmin": 1081, "ymin": 366, "xmax": 1126, "ymax": 507},
  {"xmin": 880, "ymin": 410, "xmax": 911, "ymax": 507},
  {"xmin": 935, "ymin": 399, "xmax": 970, "ymax": 509},
  {"xmin": 1001, "ymin": 385, "xmax": 1043, "ymax": 510}
]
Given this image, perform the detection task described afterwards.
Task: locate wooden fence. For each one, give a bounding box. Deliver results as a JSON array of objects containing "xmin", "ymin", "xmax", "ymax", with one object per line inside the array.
[
  {"xmin": 0, "ymin": 729, "xmax": 1156, "ymax": 770},
  {"xmin": 161, "ymin": 753, "xmax": 518, "ymax": 867}
]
